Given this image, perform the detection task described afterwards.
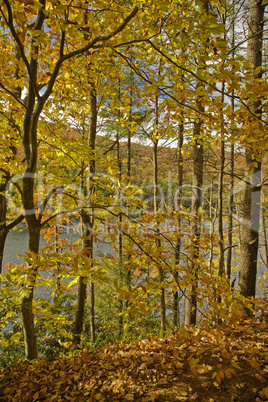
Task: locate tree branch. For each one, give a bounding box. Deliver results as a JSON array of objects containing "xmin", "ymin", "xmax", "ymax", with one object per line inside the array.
[
  {"xmin": 6, "ymin": 215, "xmax": 24, "ymax": 231},
  {"xmin": 38, "ymin": 185, "xmax": 64, "ymax": 224},
  {"xmin": 1, "ymin": 0, "xmax": 40, "ymax": 100},
  {"xmin": 41, "ymin": 6, "xmax": 138, "ymax": 107},
  {"xmin": 0, "ymin": 82, "xmax": 27, "ymax": 110}
]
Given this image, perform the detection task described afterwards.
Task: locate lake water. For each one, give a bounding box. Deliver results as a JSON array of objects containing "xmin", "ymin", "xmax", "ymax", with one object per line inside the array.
[{"xmin": 2, "ymin": 222, "xmax": 267, "ymax": 298}]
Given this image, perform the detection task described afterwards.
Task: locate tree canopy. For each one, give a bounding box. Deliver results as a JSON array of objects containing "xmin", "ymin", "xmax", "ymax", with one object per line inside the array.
[{"xmin": 0, "ymin": 1, "xmax": 268, "ymax": 398}]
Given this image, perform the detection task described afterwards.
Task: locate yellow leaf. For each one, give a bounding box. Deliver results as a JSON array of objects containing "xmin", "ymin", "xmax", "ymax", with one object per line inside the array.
[
  {"xmin": 250, "ymin": 359, "xmax": 260, "ymax": 371},
  {"xmin": 224, "ymin": 368, "xmax": 235, "ymax": 379},
  {"xmin": 231, "ymin": 361, "xmax": 241, "ymax": 370},
  {"xmin": 254, "ymin": 66, "xmax": 262, "ymax": 75},
  {"xmin": 73, "ymin": 373, "xmax": 80, "ymax": 381},
  {"xmin": 124, "ymin": 394, "xmax": 135, "ymax": 401},
  {"xmin": 67, "ymin": 277, "xmax": 79, "ymax": 289},
  {"xmin": 263, "ymin": 387, "xmax": 268, "ymax": 399},
  {"xmin": 260, "ymin": 387, "xmax": 268, "ymax": 399},
  {"xmin": 221, "ymin": 349, "xmax": 231, "ymax": 359},
  {"xmin": 190, "ymin": 366, "xmax": 198, "ymax": 376},
  {"xmin": 216, "ymin": 373, "xmax": 222, "ymax": 384},
  {"xmin": 248, "ymin": 92, "xmax": 258, "ymax": 102}
]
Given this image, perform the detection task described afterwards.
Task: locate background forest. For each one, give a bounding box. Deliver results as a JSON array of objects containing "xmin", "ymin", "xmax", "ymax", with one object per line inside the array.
[{"xmin": 0, "ymin": 0, "xmax": 268, "ymax": 367}]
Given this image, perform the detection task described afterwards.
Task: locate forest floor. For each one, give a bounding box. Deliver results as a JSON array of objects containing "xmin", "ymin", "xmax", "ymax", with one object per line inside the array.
[{"xmin": 0, "ymin": 319, "xmax": 268, "ymax": 402}]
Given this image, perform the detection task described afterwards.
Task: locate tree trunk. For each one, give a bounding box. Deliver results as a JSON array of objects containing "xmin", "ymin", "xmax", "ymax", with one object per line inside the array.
[
  {"xmin": 0, "ymin": 176, "xmax": 9, "ymax": 273},
  {"xmin": 73, "ymin": 277, "xmax": 87, "ymax": 345},
  {"xmin": 226, "ymin": 0, "xmax": 236, "ymax": 284},
  {"xmin": 238, "ymin": 0, "xmax": 264, "ymax": 299},
  {"xmin": 262, "ymin": 206, "xmax": 268, "ymax": 268},
  {"xmin": 218, "ymin": 83, "xmax": 226, "ymax": 281},
  {"xmin": 21, "ymin": 117, "xmax": 42, "ymax": 360},
  {"xmin": 226, "ymin": 143, "xmax": 234, "ymax": 283},
  {"xmin": 153, "ymin": 93, "xmax": 166, "ymax": 336},
  {"xmin": 21, "ymin": 219, "xmax": 41, "ymax": 360},
  {"xmin": 0, "ymin": 228, "xmax": 8, "ymax": 274},
  {"xmin": 73, "ymin": 87, "xmax": 97, "ymax": 345},
  {"xmin": 117, "ymin": 108, "xmax": 124, "ymax": 340},
  {"xmin": 19, "ymin": 1, "xmax": 48, "ymax": 359},
  {"xmin": 238, "ymin": 155, "xmax": 261, "ymax": 297},
  {"xmin": 185, "ymin": 98, "xmax": 203, "ymax": 327},
  {"xmin": 126, "ymin": 73, "xmax": 132, "ymax": 295},
  {"xmin": 173, "ymin": 120, "xmax": 183, "ymax": 328}
]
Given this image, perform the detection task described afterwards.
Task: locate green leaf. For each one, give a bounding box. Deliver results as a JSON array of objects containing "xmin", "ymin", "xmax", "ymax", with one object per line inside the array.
[
  {"xmin": 254, "ymin": 66, "xmax": 262, "ymax": 75},
  {"xmin": 248, "ymin": 92, "xmax": 258, "ymax": 102}
]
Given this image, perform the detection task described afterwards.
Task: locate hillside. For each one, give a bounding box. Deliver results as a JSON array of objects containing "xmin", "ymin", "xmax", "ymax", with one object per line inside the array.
[{"xmin": 1, "ymin": 320, "xmax": 268, "ymax": 402}]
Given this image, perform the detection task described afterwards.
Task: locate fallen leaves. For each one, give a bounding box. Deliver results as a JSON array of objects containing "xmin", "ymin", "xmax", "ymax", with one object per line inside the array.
[{"xmin": 0, "ymin": 320, "xmax": 268, "ymax": 401}]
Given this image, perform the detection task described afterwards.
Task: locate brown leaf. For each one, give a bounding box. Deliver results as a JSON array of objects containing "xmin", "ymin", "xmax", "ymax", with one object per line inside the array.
[
  {"xmin": 259, "ymin": 387, "xmax": 268, "ymax": 399},
  {"xmin": 124, "ymin": 394, "xmax": 135, "ymax": 401}
]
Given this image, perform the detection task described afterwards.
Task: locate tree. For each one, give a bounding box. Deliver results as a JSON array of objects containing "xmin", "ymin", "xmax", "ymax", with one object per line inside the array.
[
  {"xmin": 73, "ymin": 83, "xmax": 97, "ymax": 346},
  {"xmin": 0, "ymin": 0, "xmax": 138, "ymax": 360},
  {"xmin": 238, "ymin": 0, "xmax": 265, "ymax": 299},
  {"xmin": 184, "ymin": 91, "xmax": 204, "ymax": 326}
]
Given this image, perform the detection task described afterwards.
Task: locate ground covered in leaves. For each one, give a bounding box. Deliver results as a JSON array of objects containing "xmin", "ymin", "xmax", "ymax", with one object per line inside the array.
[{"xmin": 1, "ymin": 320, "xmax": 268, "ymax": 401}]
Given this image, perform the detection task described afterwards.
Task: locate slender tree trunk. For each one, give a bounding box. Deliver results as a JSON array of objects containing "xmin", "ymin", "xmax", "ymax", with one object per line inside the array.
[
  {"xmin": 217, "ymin": 0, "xmax": 227, "ymax": 282},
  {"xmin": 218, "ymin": 83, "xmax": 226, "ymax": 280},
  {"xmin": 0, "ymin": 229, "xmax": 8, "ymax": 273},
  {"xmin": 185, "ymin": 97, "xmax": 203, "ymax": 327},
  {"xmin": 218, "ymin": 138, "xmax": 225, "ymax": 310},
  {"xmin": 173, "ymin": 120, "xmax": 183, "ymax": 328},
  {"xmin": 153, "ymin": 93, "xmax": 166, "ymax": 336},
  {"xmin": 126, "ymin": 73, "xmax": 132, "ymax": 295},
  {"xmin": 73, "ymin": 88, "xmax": 97, "ymax": 345},
  {"xmin": 262, "ymin": 206, "xmax": 268, "ymax": 268},
  {"xmin": 54, "ymin": 224, "xmax": 61, "ymax": 290},
  {"xmin": 209, "ymin": 181, "xmax": 216, "ymax": 271},
  {"xmin": 184, "ymin": 0, "xmax": 208, "ymax": 327},
  {"xmin": 226, "ymin": 143, "xmax": 234, "ymax": 283},
  {"xmin": 21, "ymin": 119, "xmax": 42, "ymax": 358},
  {"xmin": 238, "ymin": 0, "xmax": 264, "ymax": 299},
  {"xmin": 238, "ymin": 155, "xmax": 261, "ymax": 297},
  {"xmin": 73, "ymin": 276, "xmax": 87, "ymax": 345},
  {"xmin": 0, "ymin": 177, "xmax": 9, "ymax": 273},
  {"xmin": 21, "ymin": 216, "xmax": 41, "ymax": 360},
  {"xmin": 20, "ymin": 1, "xmax": 48, "ymax": 359},
  {"xmin": 117, "ymin": 113, "xmax": 124, "ymax": 340},
  {"xmin": 226, "ymin": 0, "xmax": 236, "ymax": 284}
]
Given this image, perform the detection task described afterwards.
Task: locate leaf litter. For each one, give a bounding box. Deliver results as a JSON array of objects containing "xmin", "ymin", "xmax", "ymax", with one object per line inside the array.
[{"xmin": 0, "ymin": 319, "xmax": 268, "ymax": 401}]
